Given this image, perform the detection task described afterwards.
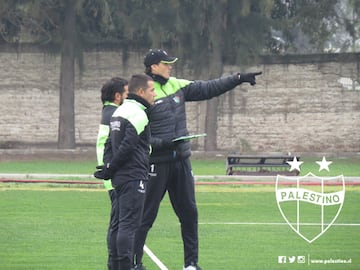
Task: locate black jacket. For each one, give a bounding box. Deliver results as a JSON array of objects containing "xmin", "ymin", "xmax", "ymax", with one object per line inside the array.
[
  {"xmin": 148, "ymin": 74, "xmax": 241, "ymax": 163},
  {"xmin": 103, "ymin": 94, "xmax": 151, "ymax": 186}
]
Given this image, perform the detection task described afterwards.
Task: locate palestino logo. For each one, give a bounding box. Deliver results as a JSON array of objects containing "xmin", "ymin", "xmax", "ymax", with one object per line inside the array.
[
  {"xmin": 172, "ymin": 95, "xmax": 180, "ymax": 103},
  {"xmin": 275, "ymin": 157, "xmax": 345, "ymax": 243}
]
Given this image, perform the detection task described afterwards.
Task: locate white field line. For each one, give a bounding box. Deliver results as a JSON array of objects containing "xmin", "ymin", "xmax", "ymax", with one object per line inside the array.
[
  {"xmin": 144, "ymin": 244, "xmax": 168, "ymax": 270},
  {"xmin": 199, "ymin": 222, "xmax": 360, "ymax": 226}
]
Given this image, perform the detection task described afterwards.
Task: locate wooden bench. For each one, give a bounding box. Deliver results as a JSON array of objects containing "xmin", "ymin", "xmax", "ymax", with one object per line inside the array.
[{"xmin": 226, "ymin": 155, "xmax": 300, "ymax": 176}]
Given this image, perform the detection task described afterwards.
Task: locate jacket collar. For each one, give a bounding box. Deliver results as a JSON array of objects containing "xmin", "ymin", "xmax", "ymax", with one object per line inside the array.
[
  {"xmin": 146, "ymin": 71, "xmax": 168, "ymax": 85},
  {"xmin": 103, "ymin": 101, "xmax": 118, "ymax": 107},
  {"xmin": 127, "ymin": 93, "xmax": 152, "ymax": 110}
]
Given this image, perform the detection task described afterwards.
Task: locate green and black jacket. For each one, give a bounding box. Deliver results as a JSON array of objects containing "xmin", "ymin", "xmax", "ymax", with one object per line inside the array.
[
  {"xmin": 148, "ymin": 74, "xmax": 242, "ymax": 163},
  {"xmin": 103, "ymin": 94, "xmax": 151, "ymax": 187},
  {"xmin": 96, "ymin": 101, "xmax": 118, "ymax": 190}
]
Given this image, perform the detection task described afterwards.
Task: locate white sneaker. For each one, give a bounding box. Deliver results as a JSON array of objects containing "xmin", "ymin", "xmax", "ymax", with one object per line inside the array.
[
  {"xmin": 183, "ymin": 262, "xmax": 202, "ymax": 270},
  {"xmin": 183, "ymin": 266, "xmax": 197, "ymax": 270}
]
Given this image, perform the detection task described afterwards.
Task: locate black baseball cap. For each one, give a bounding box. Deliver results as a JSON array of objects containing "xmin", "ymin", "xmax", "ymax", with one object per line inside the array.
[{"xmin": 144, "ymin": 49, "xmax": 178, "ymax": 67}]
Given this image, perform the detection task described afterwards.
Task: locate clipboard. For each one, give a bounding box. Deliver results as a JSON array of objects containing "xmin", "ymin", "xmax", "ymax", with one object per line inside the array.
[{"xmin": 172, "ymin": 133, "xmax": 207, "ymax": 142}]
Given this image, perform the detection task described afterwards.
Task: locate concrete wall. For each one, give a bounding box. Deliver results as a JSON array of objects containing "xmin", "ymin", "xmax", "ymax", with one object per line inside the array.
[
  {"xmin": 216, "ymin": 56, "xmax": 360, "ymax": 153},
  {"xmin": 0, "ymin": 47, "xmax": 359, "ymax": 153}
]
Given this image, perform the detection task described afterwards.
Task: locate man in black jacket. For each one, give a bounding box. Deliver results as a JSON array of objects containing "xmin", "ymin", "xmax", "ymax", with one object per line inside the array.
[
  {"xmin": 95, "ymin": 74, "xmax": 156, "ymax": 270},
  {"xmin": 133, "ymin": 49, "xmax": 261, "ymax": 270}
]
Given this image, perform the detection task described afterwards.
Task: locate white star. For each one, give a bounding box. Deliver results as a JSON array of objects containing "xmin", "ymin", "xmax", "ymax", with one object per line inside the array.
[
  {"xmin": 287, "ymin": 156, "xmax": 303, "ymax": 172},
  {"xmin": 316, "ymin": 156, "xmax": 332, "ymax": 172}
]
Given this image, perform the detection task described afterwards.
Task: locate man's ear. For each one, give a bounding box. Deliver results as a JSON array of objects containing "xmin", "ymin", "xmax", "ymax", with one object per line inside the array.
[
  {"xmin": 150, "ymin": 63, "xmax": 158, "ymax": 71},
  {"xmin": 114, "ymin": 92, "xmax": 121, "ymax": 102},
  {"xmin": 136, "ymin": 88, "xmax": 145, "ymax": 97}
]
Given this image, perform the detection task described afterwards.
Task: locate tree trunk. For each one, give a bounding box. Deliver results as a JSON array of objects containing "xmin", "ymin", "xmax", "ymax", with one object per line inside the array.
[
  {"xmin": 58, "ymin": 1, "xmax": 76, "ymax": 149},
  {"xmin": 204, "ymin": 62, "xmax": 222, "ymax": 151},
  {"xmin": 204, "ymin": 4, "xmax": 225, "ymax": 151}
]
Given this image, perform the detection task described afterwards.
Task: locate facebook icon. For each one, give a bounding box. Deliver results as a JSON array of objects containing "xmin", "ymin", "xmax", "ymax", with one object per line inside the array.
[{"xmin": 278, "ymin": 256, "xmax": 287, "ymax": 263}]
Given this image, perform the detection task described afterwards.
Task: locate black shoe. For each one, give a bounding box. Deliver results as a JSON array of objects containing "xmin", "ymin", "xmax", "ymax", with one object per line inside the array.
[
  {"xmin": 132, "ymin": 263, "xmax": 147, "ymax": 270},
  {"xmin": 184, "ymin": 262, "xmax": 202, "ymax": 270}
]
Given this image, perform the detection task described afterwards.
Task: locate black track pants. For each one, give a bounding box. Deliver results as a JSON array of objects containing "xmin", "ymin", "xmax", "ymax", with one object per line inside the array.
[
  {"xmin": 107, "ymin": 189, "xmax": 119, "ymax": 270},
  {"xmin": 134, "ymin": 158, "xmax": 198, "ymax": 266},
  {"xmin": 115, "ymin": 180, "xmax": 146, "ymax": 270}
]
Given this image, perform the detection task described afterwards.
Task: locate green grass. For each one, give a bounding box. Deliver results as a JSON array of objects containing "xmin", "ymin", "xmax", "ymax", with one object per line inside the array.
[
  {"xmin": 0, "ymin": 189, "xmax": 107, "ymax": 270},
  {"xmin": 0, "ymin": 185, "xmax": 359, "ymax": 270},
  {"xmin": 0, "ymin": 156, "xmax": 359, "ymax": 176},
  {"xmin": 0, "ymin": 160, "xmax": 95, "ymax": 174},
  {"xmin": 298, "ymin": 157, "xmax": 360, "ymax": 177},
  {"xmin": 0, "ymin": 157, "xmax": 359, "ymax": 269}
]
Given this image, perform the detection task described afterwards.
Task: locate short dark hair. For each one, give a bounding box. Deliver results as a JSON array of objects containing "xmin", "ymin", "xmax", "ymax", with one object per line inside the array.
[
  {"xmin": 100, "ymin": 77, "xmax": 128, "ymax": 104},
  {"xmin": 128, "ymin": 74, "xmax": 153, "ymax": 94}
]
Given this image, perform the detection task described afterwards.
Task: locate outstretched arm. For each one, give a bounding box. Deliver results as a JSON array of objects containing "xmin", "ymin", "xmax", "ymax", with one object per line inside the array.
[{"xmin": 183, "ymin": 72, "xmax": 262, "ymax": 101}]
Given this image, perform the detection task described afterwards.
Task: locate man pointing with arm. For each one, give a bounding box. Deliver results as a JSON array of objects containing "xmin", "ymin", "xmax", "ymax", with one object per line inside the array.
[{"xmin": 133, "ymin": 49, "xmax": 261, "ymax": 270}]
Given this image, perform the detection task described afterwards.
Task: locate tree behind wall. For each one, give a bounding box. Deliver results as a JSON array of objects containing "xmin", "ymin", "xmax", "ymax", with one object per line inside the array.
[
  {"xmin": 0, "ymin": 0, "xmax": 116, "ymax": 149},
  {"xmin": 0, "ymin": 0, "xmax": 353, "ymax": 150},
  {"xmin": 170, "ymin": 0, "xmax": 344, "ymax": 150},
  {"xmin": 58, "ymin": 1, "xmax": 76, "ymax": 148},
  {"xmin": 171, "ymin": 0, "xmax": 273, "ymax": 150}
]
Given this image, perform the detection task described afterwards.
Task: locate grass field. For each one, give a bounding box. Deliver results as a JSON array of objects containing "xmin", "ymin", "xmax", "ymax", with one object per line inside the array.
[
  {"xmin": 0, "ymin": 158, "xmax": 359, "ymax": 269},
  {"xmin": 0, "ymin": 186, "xmax": 359, "ymax": 269},
  {"xmin": 0, "ymin": 156, "xmax": 359, "ymax": 176}
]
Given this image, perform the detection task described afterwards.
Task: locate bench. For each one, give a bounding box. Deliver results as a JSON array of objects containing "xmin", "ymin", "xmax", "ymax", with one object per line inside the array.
[{"xmin": 226, "ymin": 155, "xmax": 300, "ymax": 176}]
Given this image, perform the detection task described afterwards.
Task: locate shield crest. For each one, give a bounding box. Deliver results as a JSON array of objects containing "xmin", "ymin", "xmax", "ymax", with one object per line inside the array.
[{"xmin": 275, "ymin": 172, "xmax": 345, "ymax": 243}]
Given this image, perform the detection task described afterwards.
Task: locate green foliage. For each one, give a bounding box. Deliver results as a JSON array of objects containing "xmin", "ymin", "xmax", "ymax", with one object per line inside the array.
[
  {"xmin": 170, "ymin": 0, "xmax": 275, "ymax": 71},
  {"xmin": 1, "ymin": 1, "xmax": 358, "ymax": 57},
  {"xmin": 0, "ymin": 0, "xmax": 23, "ymax": 42},
  {"xmin": 269, "ymin": 0, "xmax": 340, "ymax": 53},
  {"xmin": 0, "ymin": 0, "xmax": 119, "ymax": 48}
]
